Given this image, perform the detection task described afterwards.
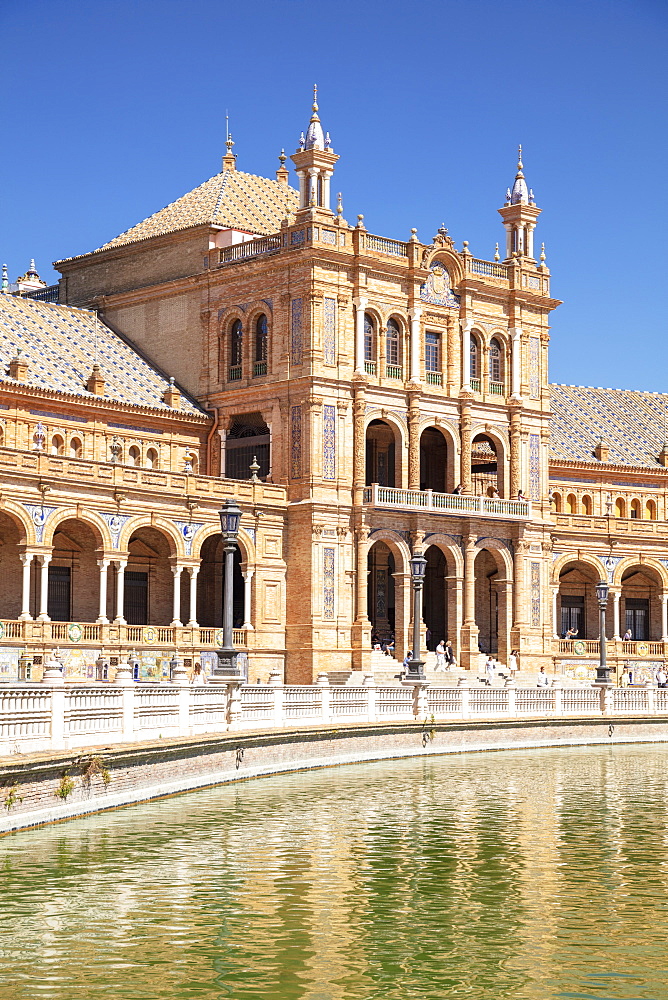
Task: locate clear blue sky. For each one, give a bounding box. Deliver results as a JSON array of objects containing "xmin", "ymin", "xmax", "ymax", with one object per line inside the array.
[{"xmin": 2, "ymin": 0, "xmax": 666, "ymax": 391}]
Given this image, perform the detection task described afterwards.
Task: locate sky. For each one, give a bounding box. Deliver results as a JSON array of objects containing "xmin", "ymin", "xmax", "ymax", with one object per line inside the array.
[{"xmin": 1, "ymin": 0, "xmax": 666, "ymax": 392}]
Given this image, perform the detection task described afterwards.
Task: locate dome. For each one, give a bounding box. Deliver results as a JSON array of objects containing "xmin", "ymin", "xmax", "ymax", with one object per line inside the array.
[
  {"xmin": 511, "ymin": 175, "xmax": 529, "ymax": 205},
  {"xmin": 305, "ymin": 117, "xmax": 325, "ymax": 150}
]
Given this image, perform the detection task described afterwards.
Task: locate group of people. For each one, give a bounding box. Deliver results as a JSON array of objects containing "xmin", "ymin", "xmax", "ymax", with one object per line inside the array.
[
  {"xmin": 451, "ymin": 484, "xmax": 527, "ymax": 501},
  {"xmin": 481, "ymin": 650, "xmax": 520, "ymax": 685},
  {"xmin": 372, "ymin": 634, "xmax": 395, "ymax": 657}
]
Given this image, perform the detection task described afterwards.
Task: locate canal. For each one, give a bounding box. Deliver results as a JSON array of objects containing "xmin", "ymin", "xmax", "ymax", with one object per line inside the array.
[{"xmin": 1, "ymin": 744, "xmax": 667, "ymax": 999}]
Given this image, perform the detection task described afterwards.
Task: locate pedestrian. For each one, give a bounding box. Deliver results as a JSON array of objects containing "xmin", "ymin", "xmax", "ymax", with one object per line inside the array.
[
  {"xmin": 191, "ymin": 663, "xmax": 206, "ymax": 685},
  {"xmin": 623, "ymin": 628, "xmax": 632, "ymax": 641},
  {"xmin": 445, "ymin": 639, "xmax": 456, "ymax": 668},
  {"xmin": 537, "ymin": 666, "xmax": 549, "ymax": 688},
  {"xmin": 657, "ymin": 667, "xmax": 667, "ymax": 689},
  {"xmin": 403, "ymin": 650, "xmax": 413, "ymax": 676},
  {"xmin": 509, "ymin": 649, "xmax": 518, "ymax": 676},
  {"xmin": 484, "ymin": 655, "xmax": 495, "ymax": 685},
  {"xmin": 453, "ymin": 483, "xmax": 463, "ymax": 495},
  {"xmin": 564, "ymin": 626, "xmax": 578, "ymax": 640},
  {"xmin": 517, "ymin": 489, "xmax": 527, "ymax": 501},
  {"xmin": 435, "ymin": 640, "xmax": 446, "ymax": 670},
  {"xmin": 619, "ymin": 666, "xmax": 630, "ymax": 688}
]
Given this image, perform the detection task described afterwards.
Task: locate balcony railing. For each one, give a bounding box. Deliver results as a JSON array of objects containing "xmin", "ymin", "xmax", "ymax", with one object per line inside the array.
[
  {"xmin": 489, "ymin": 381, "xmax": 504, "ymax": 396},
  {"xmin": 228, "ymin": 365, "xmax": 242, "ymax": 381},
  {"xmin": 0, "ymin": 619, "xmax": 250, "ymax": 650},
  {"xmin": 219, "ymin": 235, "xmax": 282, "ymax": 263},
  {"xmin": 22, "ymin": 284, "xmax": 60, "ymax": 302},
  {"xmin": 362, "ymin": 484, "xmax": 531, "ymax": 519},
  {"xmin": 556, "ymin": 639, "xmax": 668, "ymax": 658},
  {"xmin": 364, "ymin": 234, "xmax": 408, "ymax": 257},
  {"xmin": 385, "ymin": 364, "xmax": 403, "ymax": 380},
  {"xmin": 470, "ymin": 378, "xmax": 481, "ymax": 393},
  {"xmin": 364, "ymin": 361, "xmax": 377, "ymax": 376},
  {"xmin": 467, "ymin": 258, "xmax": 509, "ymax": 280},
  {"xmin": 426, "ymin": 371, "xmax": 442, "ymax": 386},
  {"xmin": 253, "ymin": 361, "xmax": 267, "ymax": 377}
]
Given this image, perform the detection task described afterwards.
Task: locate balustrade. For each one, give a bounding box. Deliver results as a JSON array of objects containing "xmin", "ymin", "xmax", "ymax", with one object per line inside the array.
[{"xmin": 363, "ymin": 483, "xmax": 530, "ymax": 519}]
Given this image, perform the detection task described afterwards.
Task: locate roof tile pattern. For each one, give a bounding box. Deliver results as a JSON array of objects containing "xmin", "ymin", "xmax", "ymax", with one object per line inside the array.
[
  {"xmin": 0, "ymin": 295, "xmax": 204, "ymax": 416},
  {"xmin": 94, "ymin": 170, "xmax": 299, "ymax": 252},
  {"xmin": 549, "ymin": 384, "xmax": 668, "ymax": 469}
]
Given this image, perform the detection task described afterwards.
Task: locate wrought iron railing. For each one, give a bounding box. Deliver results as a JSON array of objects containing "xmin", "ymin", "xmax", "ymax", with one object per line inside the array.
[
  {"xmin": 229, "ymin": 365, "xmax": 242, "ymax": 382},
  {"xmin": 253, "ymin": 361, "xmax": 267, "ymax": 377},
  {"xmin": 22, "ymin": 284, "xmax": 60, "ymax": 302}
]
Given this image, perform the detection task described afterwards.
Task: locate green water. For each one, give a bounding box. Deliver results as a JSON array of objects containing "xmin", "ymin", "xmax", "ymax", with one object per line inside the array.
[{"xmin": 2, "ymin": 745, "xmax": 668, "ymax": 999}]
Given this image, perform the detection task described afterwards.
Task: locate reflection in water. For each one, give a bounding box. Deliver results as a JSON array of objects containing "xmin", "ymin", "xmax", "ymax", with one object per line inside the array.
[{"xmin": 1, "ymin": 746, "xmax": 668, "ymax": 999}]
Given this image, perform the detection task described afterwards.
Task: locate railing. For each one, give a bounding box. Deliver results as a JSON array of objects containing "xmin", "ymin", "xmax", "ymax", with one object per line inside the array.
[
  {"xmin": 2, "ymin": 679, "xmax": 667, "ymax": 753},
  {"xmin": 467, "ymin": 259, "xmax": 509, "ymax": 280},
  {"xmin": 253, "ymin": 361, "xmax": 267, "ymax": 377},
  {"xmin": 426, "ymin": 371, "xmax": 442, "ymax": 386},
  {"xmin": 364, "ymin": 234, "xmax": 408, "ymax": 257},
  {"xmin": 363, "ymin": 483, "xmax": 530, "ymax": 519},
  {"xmin": 470, "ymin": 378, "xmax": 481, "ymax": 393},
  {"xmin": 228, "ymin": 365, "xmax": 242, "ymax": 382},
  {"xmin": 219, "ymin": 235, "xmax": 282, "ymax": 263},
  {"xmin": 364, "ymin": 361, "xmax": 377, "ymax": 376},
  {"xmin": 558, "ymin": 639, "xmax": 600, "ymax": 655},
  {"xmin": 385, "ymin": 364, "xmax": 403, "ymax": 380},
  {"xmin": 489, "ymin": 381, "xmax": 505, "ymax": 395},
  {"xmin": 22, "ymin": 284, "xmax": 60, "ymax": 302}
]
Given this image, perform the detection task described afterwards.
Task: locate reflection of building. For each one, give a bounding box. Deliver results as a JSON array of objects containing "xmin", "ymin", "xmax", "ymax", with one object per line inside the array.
[{"xmin": 2, "ymin": 94, "xmax": 667, "ymax": 682}]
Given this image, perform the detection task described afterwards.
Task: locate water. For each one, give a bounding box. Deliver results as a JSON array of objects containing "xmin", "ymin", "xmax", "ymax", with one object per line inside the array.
[{"xmin": 2, "ymin": 745, "xmax": 668, "ymax": 1000}]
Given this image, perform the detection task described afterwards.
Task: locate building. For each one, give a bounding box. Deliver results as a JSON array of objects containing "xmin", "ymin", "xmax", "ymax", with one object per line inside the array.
[{"xmin": 1, "ymin": 92, "xmax": 667, "ymax": 685}]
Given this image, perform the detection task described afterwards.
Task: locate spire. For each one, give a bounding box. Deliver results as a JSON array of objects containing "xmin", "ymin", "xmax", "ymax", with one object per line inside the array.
[
  {"xmin": 303, "ymin": 83, "xmax": 326, "ymax": 151},
  {"xmin": 510, "ymin": 145, "xmax": 529, "ymax": 205},
  {"xmin": 276, "ymin": 148, "xmax": 289, "ymax": 185},
  {"xmin": 498, "ymin": 146, "xmax": 541, "ymax": 262},
  {"xmin": 222, "ymin": 112, "xmax": 237, "ymax": 171},
  {"xmin": 291, "ymin": 86, "xmax": 339, "ymax": 217}
]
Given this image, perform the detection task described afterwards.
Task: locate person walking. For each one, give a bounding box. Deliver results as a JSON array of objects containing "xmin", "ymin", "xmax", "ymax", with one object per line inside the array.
[
  {"xmin": 537, "ymin": 666, "xmax": 549, "ymax": 688},
  {"xmin": 435, "ymin": 641, "xmax": 446, "ymax": 670},
  {"xmin": 191, "ymin": 663, "xmax": 206, "ymax": 685},
  {"xmin": 445, "ymin": 640, "xmax": 456, "ymax": 668},
  {"xmin": 509, "ymin": 649, "xmax": 518, "ymax": 677},
  {"xmin": 484, "ymin": 655, "xmax": 495, "ymax": 686}
]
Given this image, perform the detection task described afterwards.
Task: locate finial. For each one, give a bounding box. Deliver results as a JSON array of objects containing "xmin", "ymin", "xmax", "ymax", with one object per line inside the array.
[
  {"xmin": 529, "ymin": 188, "xmax": 535, "ymax": 204},
  {"xmin": 1, "ymin": 264, "xmax": 8, "ymax": 292},
  {"xmin": 336, "ymin": 191, "xmax": 343, "ymax": 217},
  {"xmin": 494, "ymin": 242, "xmax": 500, "ymax": 262},
  {"xmin": 505, "ymin": 187, "xmax": 511, "ymax": 204},
  {"xmin": 29, "ymin": 259, "xmax": 36, "ymax": 272},
  {"xmin": 312, "ymin": 83, "xmax": 318, "ymax": 114},
  {"xmin": 249, "ymin": 455, "xmax": 261, "ymax": 482},
  {"xmin": 225, "ymin": 132, "xmax": 235, "ymax": 154},
  {"xmin": 410, "ymin": 227, "xmax": 418, "ymax": 242},
  {"xmin": 356, "ymin": 214, "xmax": 365, "ymax": 230},
  {"xmin": 324, "ymin": 131, "xmax": 331, "ymax": 149},
  {"xmin": 517, "ymin": 144, "xmax": 523, "ymax": 173},
  {"xmin": 462, "ymin": 240, "xmax": 470, "ymax": 254},
  {"xmin": 540, "ymin": 242, "xmax": 546, "ymax": 264},
  {"xmin": 278, "ymin": 149, "xmax": 286, "ymax": 166},
  {"xmin": 299, "ymin": 131, "xmax": 305, "ymax": 150}
]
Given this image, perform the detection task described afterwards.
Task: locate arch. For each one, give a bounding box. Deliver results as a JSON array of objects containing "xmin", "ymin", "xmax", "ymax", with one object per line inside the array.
[
  {"xmin": 366, "ymin": 419, "xmax": 398, "ymax": 488},
  {"xmin": 630, "ymin": 498, "xmax": 641, "ymax": 519},
  {"xmin": 128, "ymin": 444, "xmax": 141, "ymax": 467},
  {"xmin": 475, "ymin": 538, "xmax": 513, "ymax": 579},
  {"xmin": 230, "ymin": 318, "xmax": 243, "ymax": 372},
  {"xmin": 551, "ymin": 551, "xmax": 608, "ymax": 586},
  {"xmin": 49, "ymin": 518, "xmax": 107, "ymax": 622},
  {"xmin": 192, "ymin": 522, "xmax": 256, "ymax": 567},
  {"xmin": 556, "ymin": 557, "xmax": 603, "ymax": 640},
  {"xmin": 645, "ymin": 499, "xmax": 657, "ymax": 520},
  {"xmin": 385, "ymin": 316, "xmax": 402, "ymax": 367},
  {"xmin": 197, "ymin": 534, "xmax": 245, "ymax": 628},
  {"xmin": 69, "ymin": 436, "xmax": 83, "ymax": 459},
  {"xmin": 0, "ymin": 502, "xmax": 33, "ymax": 545},
  {"xmin": 615, "ymin": 497, "xmax": 626, "ymax": 518},
  {"xmin": 421, "ymin": 533, "xmax": 464, "ymax": 576},
  {"xmin": 565, "ymin": 493, "xmax": 577, "ymax": 514},
  {"xmin": 43, "ymin": 508, "xmax": 110, "ymax": 550},
  {"xmin": 51, "ymin": 434, "xmax": 64, "ymax": 456},
  {"xmin": 582, "ymin": 494, "xmax": 593, "ymax": 515},
  {"xmin": 0, "ymin": 509, "xmax": 27, "ymax": 618},
  {"xmin": 118, "ymin": 515, "xmax": 182, "ymax": 558},
  {"xmin": 420, "ymin": 425, "xmax": 450, "ymax": 492},
  {"xmin": 363, "ymin": 312, "xmax": 376, "ymax": 364},
  {"xmin": 421, "ymin": 248, "xmax": 465, "ymax": 285},
  {"xmin": 145, "ymin": 447, "xmax": 159, "ymax": 470},
  {"xmin": 470, "ymin": 331, "xmax": 481, "ymax": 380},
  {"xmin": 612, "ymin": 557, "xmax": 668, "ymax": 590},
  {"xmin": 366, "ymin": 529, "xmax": 411, "ymax": 570},
  {"xmin": 551, "ymin": 491, "xmax": 562, "ymax": 512},
  {"xmin": 489, "ymin": 337, "xmax": 504, "ymax": 386},
  {"xmin": 254, "ymin": 313, "xmax": 268, "ymax": 364},
  {"xmin": 471, "ymin": 433, "xmax": 504, "ymax": 497},
  {"xmin": 617, "ymin": 560, "xmax": 667, "ymax": 642},
  {"xmin": 225, "ymin": 412, "xmax": 270, "ymax": 481}
]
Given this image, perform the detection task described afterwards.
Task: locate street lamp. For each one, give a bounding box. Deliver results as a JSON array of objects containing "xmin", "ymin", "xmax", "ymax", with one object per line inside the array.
[
  {"xmin": 594, "ymin": 579, "xmax": 611, "ymax": 686},
  {"xmin": 406, "ymin": 552, "xmax": 428, "ymax": 679},
  {"xmin": 214, "ymin": 498, "xmax": 242, "ymax": 676}
]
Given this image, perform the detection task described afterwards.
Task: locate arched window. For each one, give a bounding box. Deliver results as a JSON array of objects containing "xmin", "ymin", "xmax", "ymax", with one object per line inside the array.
[
  {"xmin": 51, "ymin": 434, "xmax": 64, "ymax": 456},
  {"xmin": 229, "ymin": 320, "xmax": 243, "ymax": 379},
  {"xmin": 566, "ymin": 493, "xmax": 576, "ymax": 514},
  {"xmin": 582, "ymin": 495, "xmax": 592, "ymax": 515},
  {"xmin": 630, "ymin": 499, "xmax": 641, "ymax": 519},
  {"xmin": 551, "ymin": 492, "xmax": 562, "ymax": 512},
  {"xmin": 615, "ymin": 498, "xmax": 626, "ymax": 518},
  {"xmin": 489, "ymin": 338, "xmax": 503, "ymax": 388},
  {"xmin": 0, "ymin": 427, "xmax": 4, "ymax": 447},
  {"xmin": 645, "ymin": 499, "xmax": 656, "ymax": 520},
  {"xmin": 470, "ymin": 335, "xmax": 480, "ymax": 381},
  {"xmin": 128, "ymin": 445, "xmax": 141, "ymax": 467},
  {"xmin": 364, "ymin": 313, "xmax": 375, "ymax": 365},
  {"xmin": 69, "ymin": 437, "xmax": 82, "ymax": 459},
  {"xmin": 254, "ymin": 314, "xmax": 268, "ymax": 368},
  {"xmin": 386, "ymin": 318, "xmax": 401, "ymax": 368},
  {"xmin": 145, "ymin": 448, "xmax": 159, "ymax": 470}
]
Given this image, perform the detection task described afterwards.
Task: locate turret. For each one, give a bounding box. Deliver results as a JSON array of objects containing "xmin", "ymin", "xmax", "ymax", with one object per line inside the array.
[
  {"xmin": 497, "ymin": 146, "xmax": 541, "ymax": 261},
  {"xmin": 290, "ymin": 86, "xmax": 339, "ymax": 219}
]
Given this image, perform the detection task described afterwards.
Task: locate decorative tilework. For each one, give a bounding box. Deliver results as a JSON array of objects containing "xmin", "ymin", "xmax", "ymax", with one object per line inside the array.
[
  {"xmin": 420, "ymin": 263, "xmax": 460, "ymax": 307},
  {"xmin": 529, "ymin": 433, "xmax": 540, "ymax": 499},
  {"xmin": 529, "ymin": 337, "xmax": 540, "ymax": 399},
  {"xmin": 291, "ymin": 405, "xmax": 302, "ymax": 479},
  {"xmin": 323, "ymin": 547, "xmax": 335, "ymax": 620},
  {"xmin": 606, "ymin": 556, "xmax": 622, "ymax": 583},
  {"xmin": 321, "ymin": 230, "xmax": 337, "ymax": 245},
  {"xmin": 531, "ymin": 561, "xmax": 541, "ymax": 627},
  {"xmin": 376, "ymin": 568, "xmax": 387, "ymax": 619},
  {"xmin": 23, "ymin": 504, "xmax": 57, "ymax": 544},
  {"xmin": 172, "ymin": 521, "xmax": 204, "ymax": 557},
  {"xmin": 323, "ymin": 297, "xmax": 336, "ymax": 365},
  {"xmin": 291, "ymin": 298, "xmax": 303, "ymax": 366},
  {"xmin": 323, "ymin": 404, "xmax": 336, "ymax": 480},
  {"xmin": 101, "ymin": 512, "xmax": 130, "ymax": 548}
]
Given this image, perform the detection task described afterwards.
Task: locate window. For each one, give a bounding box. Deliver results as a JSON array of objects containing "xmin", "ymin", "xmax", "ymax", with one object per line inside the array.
[
  {"xmin": 128, "ymin": 445, "xmax": 141, "ymax": 467},
  {"xmin": 565, "ymin": 493, "xmax": 576, "ymax": 514},
  {"xmin": 645, "ymin": 500, "xmax": 656, "ymax": 520},
  {"xmin": 470, "ymin": 335, "xmax": 479, "ymax": 378},
  {"xmin": 145, "ymin": 448, "xmax": 159, "ymax": 470},
  {"xmin": 124, "ymin": 571, "xmax": 148, "ymax": 625},
  {"xmin": 490, "ymin": 338, "xmax": 503, "ymax": 383},
  {"xmin": 230, "ymin": 319, "xmax": 243, "ymax": 367},
  {"xmin": 386, "ymin": 318, "xmax": 400, "ymax": 365},
  {"xmin": 551, "ymin": 492, "xmax": 562, "ymax": 512},
  {"xmin": 48, "ymin": 566, "xmax": 71, "ymax": 621},
  {"xmin": 630, "ymin": 499, "xmax": 640, "ymax": 519},
  {"xmin": 425, "ymin": 332, "xmax": 440, "ymax": 372},
  {"xmin": 364, "ymin": 314, "xmax": 375, "ymax": 362},
  {"xmin": 69, "ymin": 437, "xmax": 82, "ymax": 459},
  {"xmin": 561, "ymin": 596, "xmax": 584, "ymax": 639},
  {"xmin": 625, "ymin": 599, "xmax": 648, "ymax": 641},
  {"xmin": 615, "ymin": 498, "xmax": 626, "ymax": 518},
  {"xmin": 255, "ymin": 314, "xmax": 268, "ymax": 363},
  {"xmin": 582, "ymin": 495, "xmax": 592, "ymax": 515},
  {"xmin": 51, "ymin": 434, "xmax": 64, "ymax": 456}
]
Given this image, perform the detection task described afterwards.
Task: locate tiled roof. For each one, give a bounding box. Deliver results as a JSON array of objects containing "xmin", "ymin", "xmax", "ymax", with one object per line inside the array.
[
  {"xmin": 87, "ymin": 169, "xmax": 299, "ymax": 255},
  {"xmin": 549, "ymin": 384, "xmax": 668, "ymax": 469},
  {"xmin": 0, "ymin": 295, "xmax": 205, "ymax": 417}
]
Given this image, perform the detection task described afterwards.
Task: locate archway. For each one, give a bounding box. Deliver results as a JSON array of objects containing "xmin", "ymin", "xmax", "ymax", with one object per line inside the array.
[
  {"xmin": 366, "ymin": 420, "xmax": 397, "ymax": 487},
  {"xmin": 0, "ymin": 511, "xmax": 25, "ymax": 619},
  {"xmin": 471, "ymin": 434, "xmax": 500, "ymax": 496},
  {"xmin": 367, "ymin": 541, "xmax": 395, "ymax": 642},
  {"xmin": 420, "ymin": 428, "xmax": 448, "ymax": 492},
  {"xmin": 124, "ymin": 527, "xmax": 174, "ymax": 625},
  {"xmin": 423, "ymin": 545, "xmax": 447, "ymax": 650},
  {"xmin": 225, "ymin": 413, "xmax": 270, "ymax": 481},
  {"xmin": 49, "ymin": 519, "xmax": 103, "ymax": 622},
  {"xmin": 620, "ymin": 565, "xmax": 663, "ymax": 641},
  {"xmin": 557, "ymin": 560, "xmax": 600, "ymax": 639},
  {"xmin": 474, "ymin": 548, "xmax": 501, "ymax": 654},
  {"xmin": 197, "ymin": 534, "xmax": 245, "ymax": 628}
]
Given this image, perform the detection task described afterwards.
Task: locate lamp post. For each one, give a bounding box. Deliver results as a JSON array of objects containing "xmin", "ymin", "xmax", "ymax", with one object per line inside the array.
[
  {"xmin": 594, "ymin": 579, "xmax": 611, "ymax": 686},
  {"xmin": 214, "ymin": 498, "xmax": 242, "ymax": 676},
  {"xmin": 406, "ymin": 552, "xmax": 428, "ymax": 679}
]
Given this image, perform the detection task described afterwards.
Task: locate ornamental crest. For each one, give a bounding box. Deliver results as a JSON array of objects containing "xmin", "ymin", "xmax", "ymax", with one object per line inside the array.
[{"xmin": 420, "ymin": 263, "xmax": 460, "ymax": 308}]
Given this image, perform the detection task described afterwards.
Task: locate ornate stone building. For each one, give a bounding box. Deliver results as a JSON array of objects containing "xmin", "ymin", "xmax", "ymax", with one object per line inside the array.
[{"xmin": 2, "ymin": 93, "xmax": 667, "ymax": 684}]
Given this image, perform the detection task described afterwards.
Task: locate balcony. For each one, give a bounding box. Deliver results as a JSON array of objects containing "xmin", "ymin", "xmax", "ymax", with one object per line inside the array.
[
  {"xmin": 556, "ymin": 638, "xmax": 668, "ymax": 658},
  {"xmin": 0, "ymin": 618, "xmax": 249, "ymax": 651},
  {"xmin": 385, "ymin": 364, "xmax": 403, "ymax": 380},
  {"xmin": 362, "ymin": 484, "xmax": 531, "ymax": 519},
  {"xmin": 364, "ymin": 361, "xmax": 377, "ymax": 376},
  {"xmin": 425, "ymin": 371, "xmax": 442, "ymax": 386}
]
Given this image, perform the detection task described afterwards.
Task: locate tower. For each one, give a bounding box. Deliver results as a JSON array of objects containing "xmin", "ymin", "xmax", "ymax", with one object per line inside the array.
[
  {"xmin": 290, "ymin": 86, "xmax": 339, "ymax": 219},
  {"xmin": 498, "ymin": 146, "xmax": 541, "ymax": 260}
]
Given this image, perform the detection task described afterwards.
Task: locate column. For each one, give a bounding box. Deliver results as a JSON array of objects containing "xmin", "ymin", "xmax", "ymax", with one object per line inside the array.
[
  {"xmin": 37, "ymin": 555, "xmax": 51, "ymax": 621},
  {"xmin": 510, "ymin": 328, "xmax": 522, "ymax": 400},
  {"xmin": 242, "ymin": 569, "xmax": 254, "ymax": 629},
  {"xmin": 460, "ymin": 401, "xmax": 472, "ymax": 493},
  {"xmin": 510, "ymin": 406, "xmax": 522, "ymax": 500},
  {"xmin": 355, "ymin": 527, "xmax": 370, "ymax": 623},
  {"xmin": 661, "ymin": 592, "xmax": 668, "ymax": 642},
  {"xmin": 463, "ymin": 537, "xmax": 476, "ymax": 626},
  {"xmin": 552, "ymin": 587, "xmax": 559, "ymax": 638},
  {"xmin": 460, "ymin": 319, "xmax": 472, "ymax": 390},
  {"xmin": 97, "ymin": 559, "xmax": 109, "ymax": 624},
  {"xmin": 187, "ymin": 567, "xmax": 199, "ymax": 627},
  {"xmin": 612, "ymin": 590, "xmax": 621, "ymax": 640},
  {"xmin": 322, "ymin": 171, "xmax": 332, "ymax": 212},
  {"xmin": 409, "ymin": 306, "xmax": 422, "ymax": 382},
  {"xmin": 513, "ymin": 541, "xmax": 528, "ymax": 627},
  {"xmin": 408, "ymin": 394, "xmax": 420, "ymax": 490},
  {"xmin": 114, "ymin": 560, "xmax": 127, "ymax": 624},
  {"xmin": 352, "ymin": 386, "xmax": 366, "ymax": 502},
  {"xmin": 353, "ymin": 296, "xmax": 368, "ymax": 373},
  {"xmin": 171, "ymin": 566, "xmax": 183, "ymax": 626},
  {"xmin": 19, "ymin": 553, "xmax": 34, "ymax": 620}
]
